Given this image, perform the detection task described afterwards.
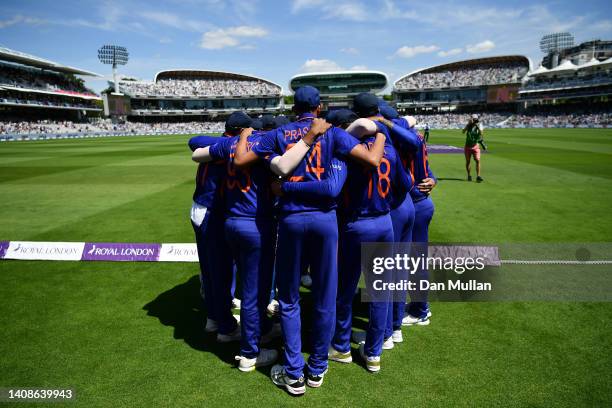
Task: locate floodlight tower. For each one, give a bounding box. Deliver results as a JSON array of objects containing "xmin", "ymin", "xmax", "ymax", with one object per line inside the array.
[
  {"xmin": 539, "ymin": 33, "xmax": 574, "ymax": 68},
  {"xmin": 97, "ymin": 45, "xmax": 129, "ymax": 94}
]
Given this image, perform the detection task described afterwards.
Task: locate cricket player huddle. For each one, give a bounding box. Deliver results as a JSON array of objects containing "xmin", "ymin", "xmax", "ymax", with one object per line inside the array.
[{"xmin": 189, "ymin": 86, "xmax": 436, "ymax": 396}]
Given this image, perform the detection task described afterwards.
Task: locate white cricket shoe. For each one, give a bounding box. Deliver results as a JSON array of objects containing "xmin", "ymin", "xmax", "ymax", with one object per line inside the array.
[
  {"xmin": 382, "ymin": 336, "xmax": 394, "ymax": 350},
  {"xmin": 359, "ymin": 343, "xmax": 381, "ymax": 373},
  {"xmin": 217, "ymin": 324, "xmax": 241, "ymax": 343},
  {"xmin": 306, "ymin": 368, "xmax": 327, "ymax": 388},
  {"xmin": 204, "ymin": 319, "xmax": 218, "ymax": 333},
  {"xmin": 392, "ymin": 329, "xmax": 403, "ymax": 343},
  {"xmin": 261, "ymin": 323, "xmax": 282, "ymax": 344},
  {"xmin": 235, "ymin": 349, "xmax": 278, "ymax": 372},
  {"xmin": 232, "ymin": 298, "xmax": 241, "ymax": 310},
  {"xmin": 328, "ymin": 346, "xmax": 352, "ymax": 363},
  {"xmin": 267, "ymin": 299, "xmax": 279, "ymax": 317},
  {"xmin": 402, "ymin": 310, "xmax": 432, "ymax": 326},
  {"xmin": 300, "ymin": 274, "xmax": 312, "ymax": 288},
  {"xmin": 271, "ymin": 364, "xmax": 306, "ymax": 396}
]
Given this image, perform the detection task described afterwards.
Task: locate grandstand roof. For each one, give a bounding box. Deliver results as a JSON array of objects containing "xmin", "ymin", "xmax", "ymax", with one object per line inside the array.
[
  {"xmin": 394, "ymin": 55, "xmax": 530, "ymax": 87},
  {"xmin": 579, "ymin": 57, "xmax": 601, "ymax": 70},
  {"xmin": 153, "ymin": 69, "xmax": 282, "ymax": 89},
  {"xmin": 0, "ymin": 46, "xmax": 100, "ymax": 76},
  {"xmin": 529, "ymin": 65, "xmax": 550, "ymax": 76},
  {"xmin": 290, "ymin": 70, "xmax": 388, "ymax": 81},
  {"xmin": 547, "ymin": 60, "xmax": 578, "ymax": 74},
  {"xmin": 289, "ymin": 70, "xmax": 388, "ymax": 93}
]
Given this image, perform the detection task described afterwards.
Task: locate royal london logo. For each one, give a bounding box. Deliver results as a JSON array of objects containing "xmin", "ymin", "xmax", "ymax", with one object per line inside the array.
[
  {"xmin": 13, "ymin": 243, "xmax": 80, "ymax": 255},
  {"xmin": 88, "ymin": 244, "xmax": 156, "ymax": 257},
  {"xmin": 165, "ymin": 245, "xmax": 197, "ymax": 257}
]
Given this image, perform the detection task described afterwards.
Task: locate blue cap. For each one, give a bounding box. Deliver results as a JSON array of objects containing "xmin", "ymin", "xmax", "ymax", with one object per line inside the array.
[
  {"xmin": 251, "ymin": 118, "xmax": 263, "ymax": 130},
  {"xmin": 327, "ymin": 109, "xmax": 358, "ymax": 127},
  {"xmin": 294, "ymin": 86, "xmax": 320, "ymax": 111},
  {"xmin": 274, "ymin": 115, "xmax": 290, "ymax": 127},
  {"xmin": 352, "ymin": 92, "xmax": 380, "ymax": 117},
  {"xmin": 379, "ymin": 104, "xmax": 399, "ymax": 120},
  {"xmin": 260, "ymin": 114, "xmax": 276, "ymax": 130},
  {"xmin": 225, "ymin": 111, "xmax": 252, "ymax": 131}
]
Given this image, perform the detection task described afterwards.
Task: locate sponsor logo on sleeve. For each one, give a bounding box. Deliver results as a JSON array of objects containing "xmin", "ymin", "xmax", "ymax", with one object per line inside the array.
[
  {"xmin": 4, "ymin": 241, "xmax": 85, "ymax": 261},
  {"xmin": 158, "ymin": 243, "xmax": 199, "ymax": 262},
  {"xmin": 81, "ymin": 243, "xmax": 160, "ymax": 262}
]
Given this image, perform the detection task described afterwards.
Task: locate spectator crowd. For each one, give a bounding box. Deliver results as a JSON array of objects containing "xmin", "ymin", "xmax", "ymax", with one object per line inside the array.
[
  {"xmin": 396, "ymin": 62, "xmax": 528, "ymax": 90},
  {"xmin": 119, "ymin": 78, "xmax": 281, "ymax": 97},
  {"xmin": 0, "ymin": 64, "xmax": 96, "ymax": 96},
  {"xmin": 2, "ymin": 111, "xmax": 610, "ymax": 138},
  {"xmin": 0, "ymin": 119, "xmax": 224, "ymax": 136}
]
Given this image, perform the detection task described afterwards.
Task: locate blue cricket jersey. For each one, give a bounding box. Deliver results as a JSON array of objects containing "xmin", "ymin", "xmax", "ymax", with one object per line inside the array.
[
  {"xmin": 342, "ymin": 136, "xmax": 411, "ymax": 219},
  {"xmin": 188, "ymin": 135, "xmax": 226, "ymax": 209},
  {"xmin": 281, "ymin": 157, "xmax": 347, "ymax": 199},
  {"xmin": 391, "ymin": 118, "xmax": 436, "ymax": 202},
  {"xmin": 252, "ymin": 113, "xmax": 359, "ymax": 214},
  {"xmin": 209, "ymin": 132, "xmax": 274, "ymax": 218}
]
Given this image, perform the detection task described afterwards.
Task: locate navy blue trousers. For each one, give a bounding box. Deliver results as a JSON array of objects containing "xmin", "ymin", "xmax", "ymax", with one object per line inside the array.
[
  {"xmin": 386, "ymin": 195, "xmax": 415, "ymax": 337},
  {"xmin": 225, "ymin": 217, "xmax": 274, "ymax": 358},
  {"xmin": 407, "ymin": 197, "xmax": 435, "ymax": 318},
  {"xmin": 333, "ymin": 213, "xmax": 394, "ymax": 358},
  {"xmin": 203, "ymin": 212, "xmax": 236, "ymax": 335},
  {"xmin": 275, "ymin": 210, "xmax": 338, "ymax": 379}
]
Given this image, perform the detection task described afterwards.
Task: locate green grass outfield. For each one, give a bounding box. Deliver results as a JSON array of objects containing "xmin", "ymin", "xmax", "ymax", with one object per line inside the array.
[{"xmin": 0, "ymin": 129, "xmax": 611, "ymax": 407}]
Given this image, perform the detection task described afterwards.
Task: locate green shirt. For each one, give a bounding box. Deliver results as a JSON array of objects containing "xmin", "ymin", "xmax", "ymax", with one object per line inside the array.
[{"xmin": 465, "ymin": 125, "xmax": 482, "ymax": 146}]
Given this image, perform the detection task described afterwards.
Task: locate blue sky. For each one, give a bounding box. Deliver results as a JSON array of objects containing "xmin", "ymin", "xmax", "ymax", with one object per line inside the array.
[{"xmin": 1, "ymin": 0, "xmax": 611, "ymax": 93}]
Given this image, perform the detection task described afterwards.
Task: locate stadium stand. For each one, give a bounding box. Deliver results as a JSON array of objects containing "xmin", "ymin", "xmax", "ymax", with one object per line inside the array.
[
  {"xmin": 0, "ymin": 47, "xmax": 102, "ymax": 120},
  {"xmin": 289, "ymin": 71, "xmax": 388, "ymax": 109},
  {"xmin": 0, "ymin": 118, "xmax": 224, "ymax": 140},
  {"xmin": 395, "ymin": 62, "xmax": 527, "ymax": 90},
  {"xmin": 116, "ymin": 70, "xmax": 283, "ymax": 119},
  {"xmin": 520, "ymin": 57, "xmax": 612, "ymax": 100},
  {"xmin": 120, "ymin": 78, "xmax": 280, "ymax": 97},
  {"xmin": 394, "ymin": 56, "xmax": 530, "ymax": 109},
  {"xmin": 413, "ymin": 111, "xmax": 611, "ymax": 129}
]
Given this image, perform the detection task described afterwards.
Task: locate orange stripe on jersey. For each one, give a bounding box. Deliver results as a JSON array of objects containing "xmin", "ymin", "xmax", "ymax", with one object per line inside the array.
[{"xmin": 422, "ymin": 145, "xmax": 429, "ymax": 178}]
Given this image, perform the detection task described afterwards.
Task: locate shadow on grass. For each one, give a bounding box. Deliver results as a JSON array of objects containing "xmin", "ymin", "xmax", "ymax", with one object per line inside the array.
[
  {"xmin": 144, "ymin": 275, "xmax": 374, "ymax": 371},
  {"xmin": 142, "ymin": 275, "xmax": 243, "ymax": 368}
]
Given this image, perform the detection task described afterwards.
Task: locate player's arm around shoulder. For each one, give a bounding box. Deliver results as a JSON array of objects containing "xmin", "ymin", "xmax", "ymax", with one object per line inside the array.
[
  {"xmin": 349, "ymin": 131, "xmax": 386, "ymax": 168},
  {"xmin": 233, "ymin": 127, "xmax": 259, "ymax": 168},
  {"xmin": 191, "ymin": 136, "xmax": 228, "ymax": 163},
  {"xmin": 269, "ymin": 118, "xmax": 330, "ymax": 177}
]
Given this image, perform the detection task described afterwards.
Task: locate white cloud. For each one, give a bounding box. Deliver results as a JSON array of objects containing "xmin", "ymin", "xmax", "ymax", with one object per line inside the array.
[
  {"xmin": 437, "ymin": 48, "xmax": 462, "ymax": 57},
  {"xmin": 299, "ymin": 59, "xmax": 344, "ymax": 73},
  {"xmin": 341, "ymin": 47, "xmax": 359, "ymax": 55},
  {"xmin": 0, "ymin": 15, "xmax": 44, "ymax": 29},
  {"xmin": 325, "ymin": 3, "xmax": 368, "ymax": 21},
  {"xmin": 393, "ymin": 45, "xmax": 439, "ymax": 58},
  {"xmin": 466, "ymin": 40, "xmax": 495, "ymax": 54},
  {"xmin": 159, "ymin": 37, "xmax": 172, "ymax": 44},
  {"xmin": 200, "ymin": 25, "xmax": 268, "ymax": 49},
  {"xmin": 350, "ymin": 65, "xmax": 368, "ymax": 70},
  {"xmin": 139, "ymin": 11, "xmax": 208, "ymax": 32},
  {"xmin": 291, "ymin": 0, "xmax": 324, "ymax": 13},
  {"xmin": 292, "ymin": 0, "xmax": 367, "ymax": 21}
]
